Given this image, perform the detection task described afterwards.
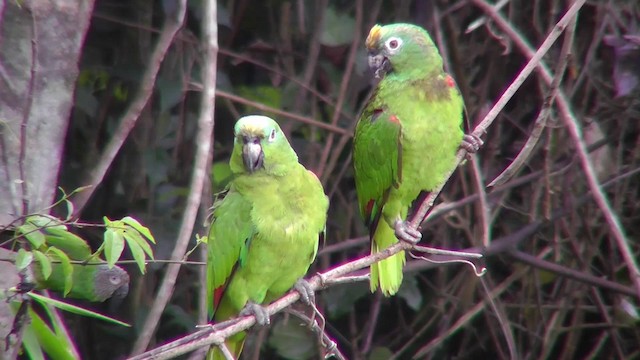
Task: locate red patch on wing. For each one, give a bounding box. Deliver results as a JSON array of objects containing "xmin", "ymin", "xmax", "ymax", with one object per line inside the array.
[
  {"xmin": 365, "ymin": 200, "xmax": 376, "ymax": 220},
  {"xmin": 445, "ymin": 75, "xmax": 456, "ymax": 88},
  {"xmin": 389, "ymin": 114, "xmax": 400, "ymax": 124},
  {"xmin": 214, "ymin": 287, "xmax": 224, "ymax": 308}
]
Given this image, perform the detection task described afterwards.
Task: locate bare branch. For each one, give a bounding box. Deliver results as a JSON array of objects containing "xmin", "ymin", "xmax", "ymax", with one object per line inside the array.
[
  {"xmin": 71, "ymin": 4, "xmax": 187, "ymax": 216},
  {"xmin": 129, "ymin": 0, "xmax": 208, "ymax": 355}
]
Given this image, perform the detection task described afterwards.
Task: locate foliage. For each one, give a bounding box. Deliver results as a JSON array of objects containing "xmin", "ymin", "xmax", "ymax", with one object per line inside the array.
[{"xmin": 4, "ymin": 210, "xmax": 152, "ymax": 359}]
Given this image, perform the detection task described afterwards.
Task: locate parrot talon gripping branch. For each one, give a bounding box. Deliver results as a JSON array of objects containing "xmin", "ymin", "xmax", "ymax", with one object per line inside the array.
[
  {"xmin": 293, "ymin": 278, "xmax": 316, "ymax": 305},
  {"xmin": 461, "ymin": 133, "xmax": 484, "ymax": 154},
  {"xmin": 238, "ymin": 301, "xmax": 270, "ymax": 326},
  {"xmin": 393, "ymin": 219, "xmax": 422, "ymax": 244}
]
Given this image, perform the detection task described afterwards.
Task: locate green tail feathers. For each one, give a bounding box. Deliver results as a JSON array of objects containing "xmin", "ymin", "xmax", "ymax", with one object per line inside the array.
[
  {"xmin": 370, "ymin": 220, "xmax": 406, "ymax": 296},
  {"xmin": 206, "ymin": 332, "xmax": 245, "ymax": 360}
]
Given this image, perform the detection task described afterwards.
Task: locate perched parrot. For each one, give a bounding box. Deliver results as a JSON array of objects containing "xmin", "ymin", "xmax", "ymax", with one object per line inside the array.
[
  {"xmin": 206, "ymin": 115, "xmax": 328, "ymax": 360},
  {"xmin": 353, "ymin": 23, "xmax": 479, "ymax": 296},
  {"xmin": 33, "ymin": 262, "xmax": 130, "ymax": 302}
]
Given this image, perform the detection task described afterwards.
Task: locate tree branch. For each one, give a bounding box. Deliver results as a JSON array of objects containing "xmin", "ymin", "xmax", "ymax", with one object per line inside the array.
[
  {"xmin": 129, "ymin": 0, "xmax": 209, "ymax": 355},
  {"xmin": 71, "ymin": 5, "xmax": 187, "ymax": 217}
]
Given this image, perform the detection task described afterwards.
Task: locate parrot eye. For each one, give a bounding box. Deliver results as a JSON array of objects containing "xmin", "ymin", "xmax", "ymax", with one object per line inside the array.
[
  {"xmin": 109, "ymin": 275, "xmax": 121, "ymax": 285},
  {"xmin": 385, "ymin": 37, "xmax": 403, "ymax": 53},
  {"xmin": 267, "ymin": 128, "xmax": 277, "ymax": 143}
]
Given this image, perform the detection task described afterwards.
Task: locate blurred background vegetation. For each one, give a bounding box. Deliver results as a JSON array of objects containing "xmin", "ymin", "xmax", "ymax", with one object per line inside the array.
[{"xmin": 2, "ymin": 0, "xmax": 640, "ymax": 359}]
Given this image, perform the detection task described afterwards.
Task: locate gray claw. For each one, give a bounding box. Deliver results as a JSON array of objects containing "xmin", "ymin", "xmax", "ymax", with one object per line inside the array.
[
  {"xmin": 240, "ymin": 301, "xmax": 270, "ymax": 326},
  {"xmin": 394, "ymin": 220, "xmax": 422, "ymax": 244},
  {"xmin": 461, "ymin": 134, "xmax": 483, "ymax": 154},
  {"xmin": 294, "ymin": 278, "xmax": 315, "ymax": 305}
]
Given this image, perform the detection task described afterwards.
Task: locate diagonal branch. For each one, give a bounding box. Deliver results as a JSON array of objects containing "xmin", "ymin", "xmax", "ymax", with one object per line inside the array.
[
  {"xmin": 471, "ymin": 0, "xmax": 640, "ymax": 306},
  {"xmin": 71, "ymin": 6, "xmax": 187, "ymax": 217},
  {"xmin": 408, "ymin": 0, "xmax": 586, "ymax": 230},
  {"xmin": 129, "ymin": 0, "xmax": 211, "ymax": 355}
]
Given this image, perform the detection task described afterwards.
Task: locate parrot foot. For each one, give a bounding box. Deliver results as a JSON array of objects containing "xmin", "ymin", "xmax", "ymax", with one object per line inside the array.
[
  {"xmin": 394, "ymin": 220, "xmax": 422, "ymax": 244},
  {"xmin": 240, "ymin": 301, "xmax": 270, "ymax": 326},
  {"xmin": 461, "ymin": 134, "xmax": 483, "ymax": 154},
  {"xmin": 294, "ymin": 278, "xmax": 315, "ymax": 305}
]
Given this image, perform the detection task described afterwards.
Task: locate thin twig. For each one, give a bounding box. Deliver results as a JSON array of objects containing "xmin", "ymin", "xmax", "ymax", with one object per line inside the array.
[
  {"xmin": 317, "ymin": 0, "xmax": 362, "ymax": 180},
  {"xmin": 412, "ymin": 261, "xmax": 533, "ymax": 358},
  {"xmin": 129, "ymin": 0, "xmax": 206, "ymax": 355},
  {"xmin": 213, "ymin": 89, "xmax": 351, "ymax": 136},
  {"xmin": 128, "ymin": 239, "xmax": 445, "ymax": 359},
  {"xmin": 218, "ymin": 343, "xmax": 234, "ymax": 360},
  {"xmin": 488, "ymin": 13, "xmax": 578, "ymax": 187},
  {"xmin": 472, "ymin": 0, "xmax": 640, "ymax": 304},
  {"xmin": 71, "ymin": 5, "xmax": 187, "ymax": 217},
  {"xmin": 285, "ymin": 309, "xmax": 347, "ymax": 360}
]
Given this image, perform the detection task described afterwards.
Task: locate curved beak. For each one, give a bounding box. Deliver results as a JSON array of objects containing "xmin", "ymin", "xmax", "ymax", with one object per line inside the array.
[
  {"xmin": 242, "ymin": 136, "xmax": 264, "ymax": 173},
  {"xmin": 113, "ymin": 283, "xmax": 129, "ymax": 300},
  {"xmin": 368, "ymin": 52, "xmax": 391, "ymax": 79}
]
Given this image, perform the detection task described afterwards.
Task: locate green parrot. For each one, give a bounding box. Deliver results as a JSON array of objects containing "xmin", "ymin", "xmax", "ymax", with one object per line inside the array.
[
  {"xmin": 206, "ymin": 115, "xmax": 328, "ymax": 360},
  {"xmin": 33, "ymin": 262, "xmax": 130, "ymax": 302},
  {"xmin": 353, "ymin": 23, "xmax": 479, "ymax": 296}
]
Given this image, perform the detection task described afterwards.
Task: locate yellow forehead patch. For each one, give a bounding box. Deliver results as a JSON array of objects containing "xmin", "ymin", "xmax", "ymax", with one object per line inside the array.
[
  {"xmin": 366, "ymin": 24, "xmax": 382, "ymax": 49},
  {"xmin": 239, "ymin": 124, "xmax": 266, "ymax": 137}
]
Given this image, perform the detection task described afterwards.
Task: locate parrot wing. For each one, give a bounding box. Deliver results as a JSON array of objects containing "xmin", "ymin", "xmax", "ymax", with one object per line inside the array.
[
  {"xmin": 353, "ymin": 104, "xmax": 403, "ymax": 233},
  {"xmin": 206, "ymin": 187, "xmax": 255, "ymax": 317}
]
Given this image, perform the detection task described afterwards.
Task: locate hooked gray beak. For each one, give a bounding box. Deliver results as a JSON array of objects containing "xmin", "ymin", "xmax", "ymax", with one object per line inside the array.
[
  {"xmin": 368, "ymin": 52, "xmax": 391, "ymax": 79},
  {"xmin": 242, "ymin": 136, "xmax": 264, "ymax": 173},
  {"xmin": 113, "ymin": 282, "xmax": 129, "ymax": 300}
]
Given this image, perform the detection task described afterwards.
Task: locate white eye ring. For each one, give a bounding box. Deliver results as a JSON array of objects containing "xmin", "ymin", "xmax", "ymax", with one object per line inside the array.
[
  {"xmin": 385, "ymin": 37, "xmax": 403, "ymax": 53},
  {"xmin": 268, "ymin": 129, "xmax": 277, "ymax": 142},
  {"xmin": 109, "ymin": 275, "xmax": 121, "ymax": 285}
]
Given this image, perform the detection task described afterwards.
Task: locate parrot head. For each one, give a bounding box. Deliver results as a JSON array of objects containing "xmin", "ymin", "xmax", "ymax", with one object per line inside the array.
[
  {"xmin": 94, "ymin": 264, "xmax": 130, "ymax": 302},
  {"xmin": 231, "ymin": 115, "xmax": 297, "ymax": 175},
  {"xmin": 365, "ymin": 23, "xmax": 440, "ymax": 79}
]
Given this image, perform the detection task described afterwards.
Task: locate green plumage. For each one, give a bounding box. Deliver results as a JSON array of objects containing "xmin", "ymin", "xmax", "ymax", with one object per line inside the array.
[
  {"xmin": 33, "ymin": 263, "xmax": 129, "ymax": 302},
  {"xmin": 354, "ymin": 23, "xmax": 464, "ymax": 296},
  {"xmin": 206, "ymin": 115, "xmax": 328, "ymax": 360}
]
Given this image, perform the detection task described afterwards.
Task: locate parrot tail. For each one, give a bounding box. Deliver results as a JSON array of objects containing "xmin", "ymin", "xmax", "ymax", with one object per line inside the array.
[
  {"xmin": 206, "ymin": 331, "xmax": 246, "ymax": 360},
  {"xmin": 370, "ymin": 220, "xmax": 405, "ymax": 296}
]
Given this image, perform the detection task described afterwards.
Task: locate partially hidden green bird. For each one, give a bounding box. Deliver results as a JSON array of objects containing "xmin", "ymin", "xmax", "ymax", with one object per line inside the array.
[
  {"xmin": 353, "ymin": 23, "xmax": 479, "ymax": 296},
  {"xmin": 29, "ymin": 226, "xmax": 130, "ymax": 302},
  {"xmin": 206, "ymin": 115, "xmax": 329, "ymax": 360},
  {"xmin": 33, "ymin": 262, "xmax": 130, "ymax": 302}
]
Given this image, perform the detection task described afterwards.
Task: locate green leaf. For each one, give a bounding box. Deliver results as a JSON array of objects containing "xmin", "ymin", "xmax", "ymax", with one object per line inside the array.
[
  {"xmin": 320, "ymin": 7, "xmax": 355, "ymax": 46},
  {"xmin": 368, "ymin": 347, "xmax": 394, "ymax": 360},
  {"xmin": 19, "ymin": 222, "xmax": 46, "ymax": 248},
  {"xmin": 124, "ymin": 233, "xmax": 147, "ymax": 274},
  {"xmin": 27, "ymin": 292, "xmax": 131, "ymax": 327},
  {"xmin": 322, "ymin": 282, "xmax": 369, "ymax": 318},
  {"xmin": 268, "ymin": 319, "xmax": 315, "ymax": 360},
  {"xmin": 15, "ymin": 248, "xmax": 34, "ymax": 271},
  {"xmin": 397, "ymin": 276, "xmax": 423, "ymax": 311},
  {"xmin": 22, "ymin": 315, "xmax": 46, "ymax": 360},
  {"xmin": 47, "ymin": 247, "xmax": 73, "ymax": 296},
  {"xmin": 32, "ymin": 250, "xmax": 52, "ymax": 280},
  {"xmin": 28, "ymin": 307, "xmax": 76, "ymax": 360},
  {"xmin": 128, "ymin": 230, "xmax": 154, "ymax": 259},
  {"xmin": 104, "ymin": 228, "xmax": 125, "ymax": 268},
  {"xmin": 26, "ymin": 214, "xmax": 67, "ymax": 231},
  {"xmin": 121, "ymin": 216, "xmax": 155, "ymax": 244}
]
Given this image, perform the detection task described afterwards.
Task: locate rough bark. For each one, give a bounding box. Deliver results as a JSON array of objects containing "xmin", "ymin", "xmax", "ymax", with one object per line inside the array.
[
  {"xmin": 0, "ymin": 1, "xmax": 95, "ymax": 358},
  {"xmin": 0, "ymin": 0, "xmax": 96, "ymax": 226}
]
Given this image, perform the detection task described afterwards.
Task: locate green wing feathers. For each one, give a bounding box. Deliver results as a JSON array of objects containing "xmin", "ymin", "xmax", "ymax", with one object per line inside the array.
[
  {"xmin": 354, "ymin": 24, "xmax": 465, "ymax": 296},
  {"xmin": 206, "ymin": 115, "xmax": 328, "ymax": 359},
  {"xmin": 206, "ymin": 188, "xmax": 254, "ymax": 318}
]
